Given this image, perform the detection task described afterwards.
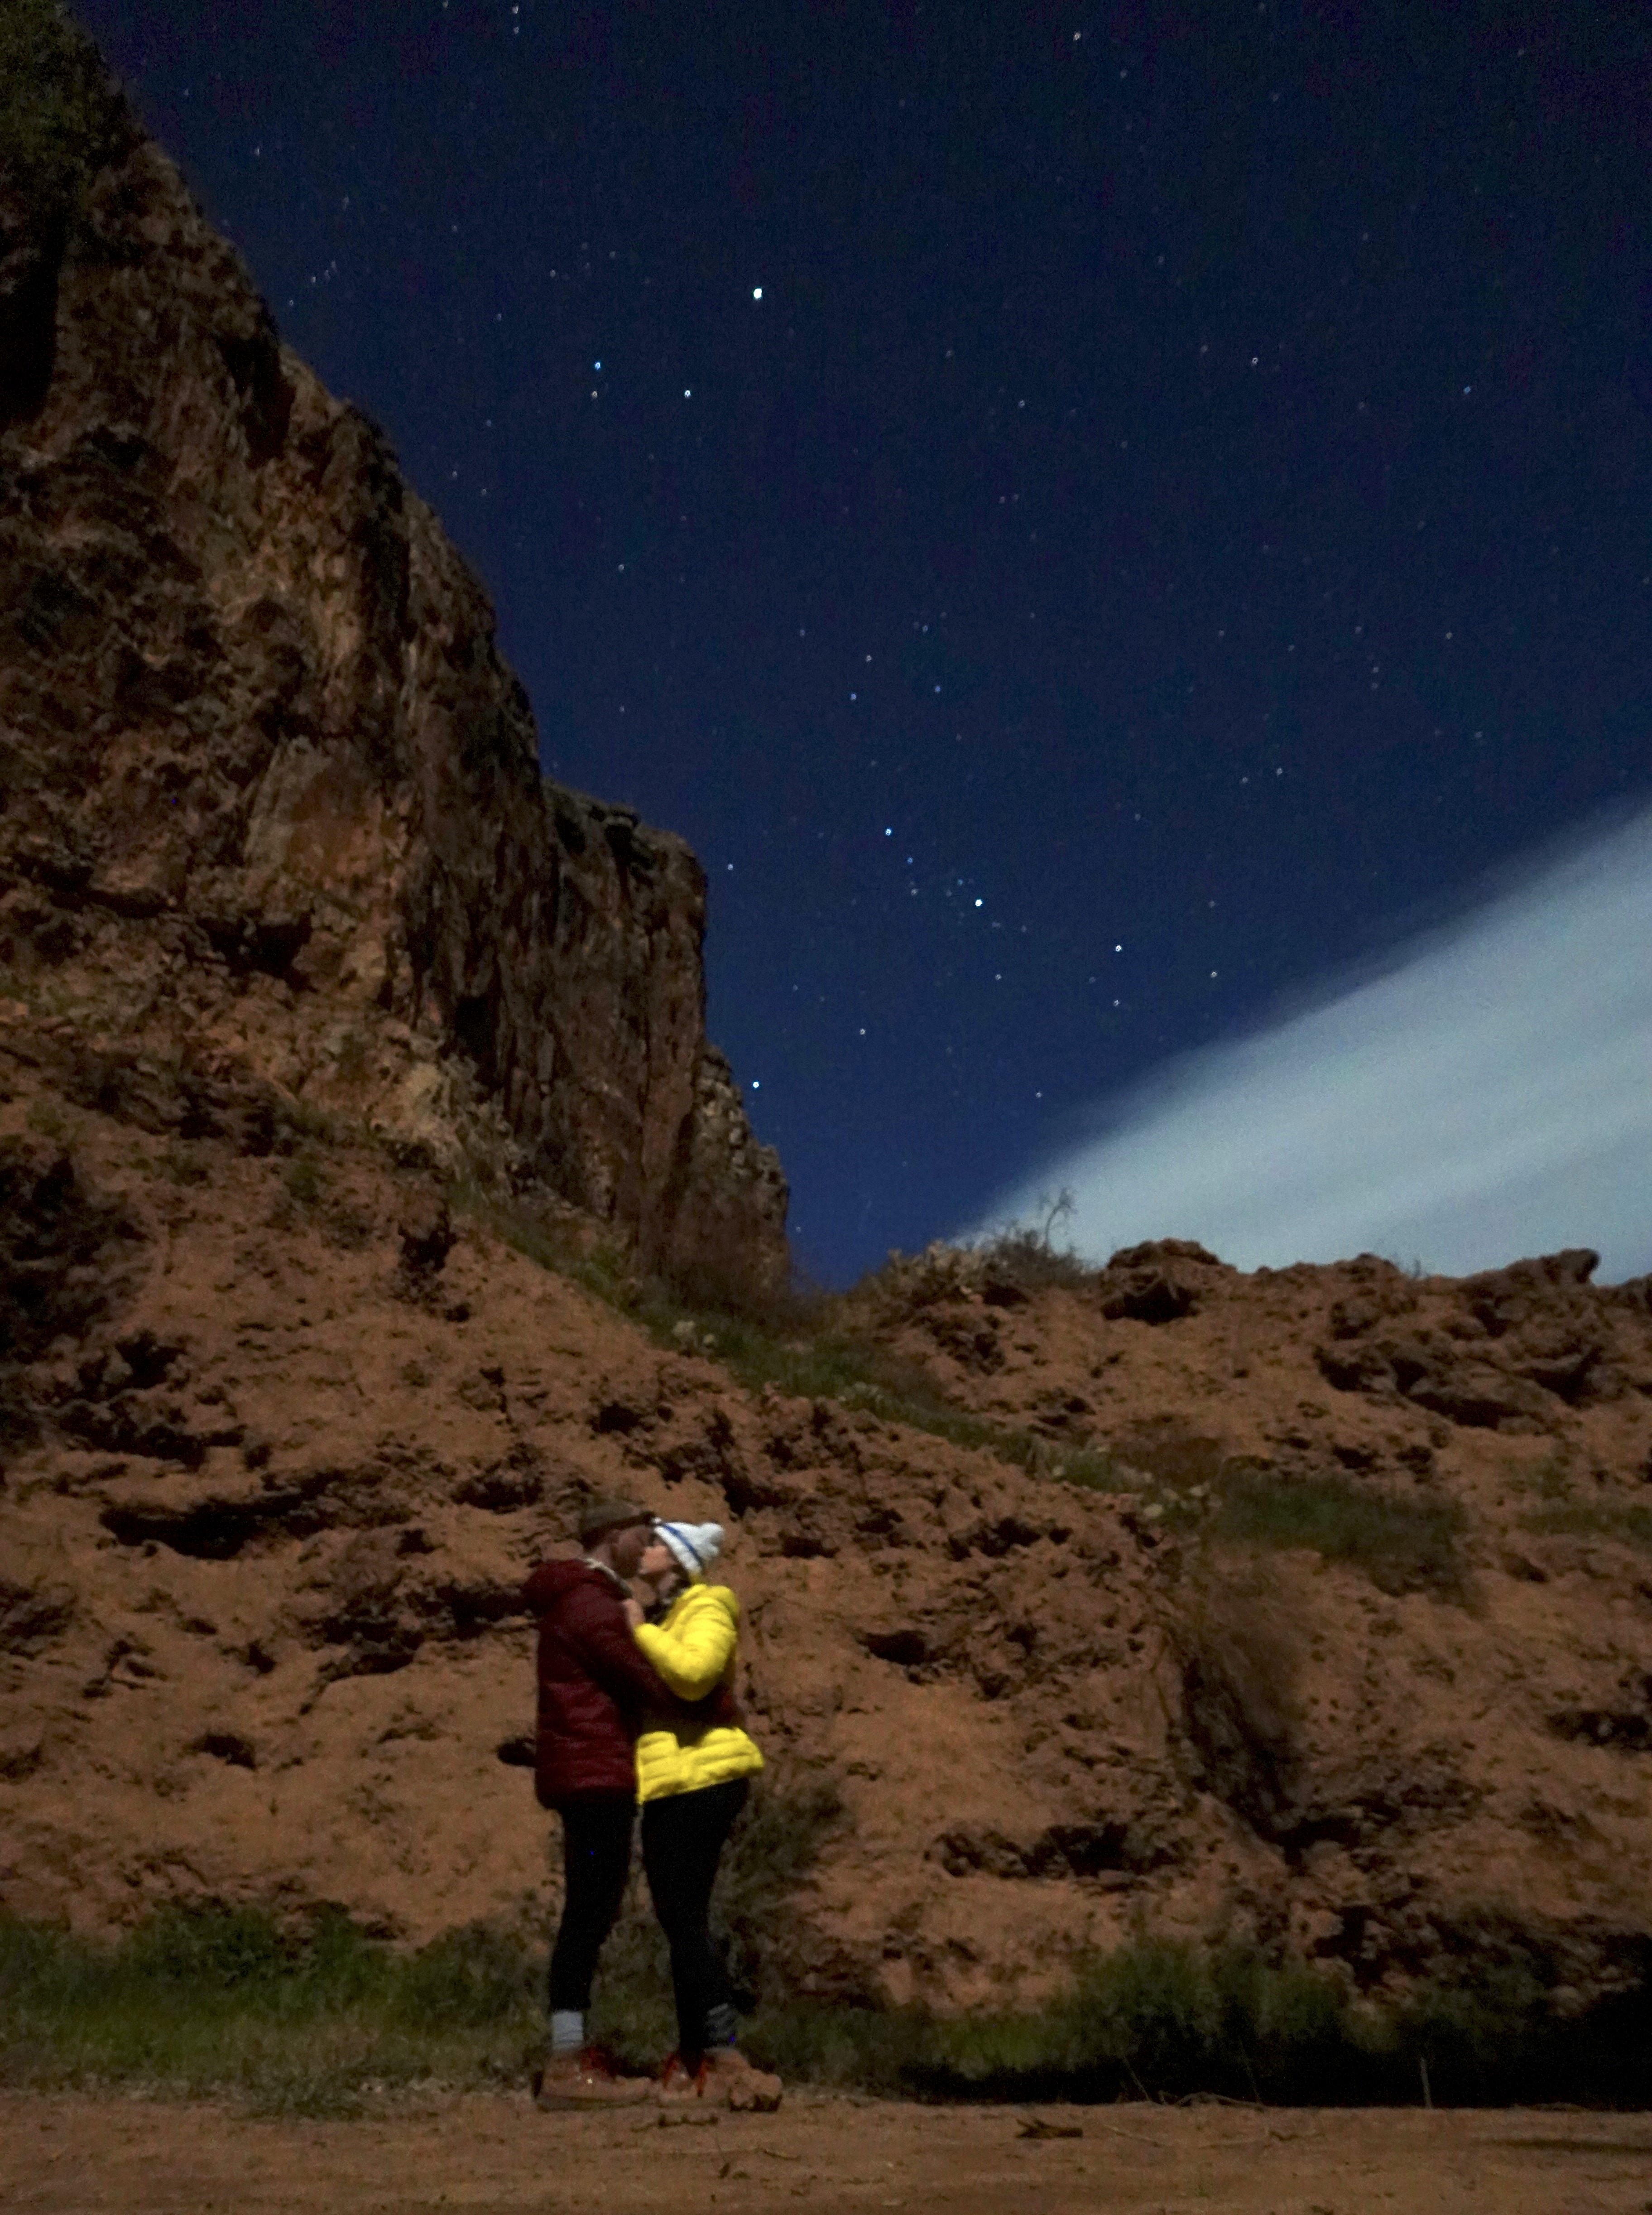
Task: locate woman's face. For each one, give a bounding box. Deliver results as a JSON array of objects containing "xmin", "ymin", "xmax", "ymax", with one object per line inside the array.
[{"xmin": 638, "ymin": 1538, "xmax": 678, "ymax": 1586}]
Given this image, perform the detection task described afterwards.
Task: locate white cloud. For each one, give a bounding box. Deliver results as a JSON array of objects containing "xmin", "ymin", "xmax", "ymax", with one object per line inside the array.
[{"xmin": 968, "ymin": 804, "xmax": 1652, "ymax": 1282}]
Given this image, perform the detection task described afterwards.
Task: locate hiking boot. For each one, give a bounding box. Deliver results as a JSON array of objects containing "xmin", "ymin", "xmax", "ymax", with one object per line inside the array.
[
  {"xmin": 699, "ymin": 2046, "xmax": 783, "ymax": 2112},
  {"xmin": 656, "ymin": 2050, "xmax": 709, "ymax": 2104},
  {"xmin": 532, "ymin": 2046, "xmax": 653, "ymax": 2109}
]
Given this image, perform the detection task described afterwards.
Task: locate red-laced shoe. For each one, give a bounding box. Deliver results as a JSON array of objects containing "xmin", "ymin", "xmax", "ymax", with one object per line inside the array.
[
  {"xmin": 656, "ymin": 2050, "xmax": 709, "ymax": 2104},
  {"xmin": 699, "ymin": 2046, "xmax": 783, "ymax": 2112},
  {"xmin": 532, "ymin": 2045, "xmax": 653, "ymax": 2109}
]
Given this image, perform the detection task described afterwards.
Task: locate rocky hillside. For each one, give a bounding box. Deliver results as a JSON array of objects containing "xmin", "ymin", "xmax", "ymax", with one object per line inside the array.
[
  {"xmin": 4, "ymin": 17, "xmax": 1652, "ymax": 2044},
  {"xmin": 4, "ymin": 1040, "xmax": 1652, "ymax": 2030},
  {"xmin": 0, "ymin": 17, "xmax": 786, "ymax": 1294}
]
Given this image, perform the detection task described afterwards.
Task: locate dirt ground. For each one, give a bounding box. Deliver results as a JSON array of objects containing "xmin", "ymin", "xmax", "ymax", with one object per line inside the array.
[{"xmin": 4, "ymin": 2091, "xmax": 1651, "ymax": 2215}]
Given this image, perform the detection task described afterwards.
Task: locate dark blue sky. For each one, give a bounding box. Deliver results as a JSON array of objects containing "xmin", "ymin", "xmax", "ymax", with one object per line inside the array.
[{"xmin": 76, "ymin": 0, "xmax": 1652, "ymax": 1282}]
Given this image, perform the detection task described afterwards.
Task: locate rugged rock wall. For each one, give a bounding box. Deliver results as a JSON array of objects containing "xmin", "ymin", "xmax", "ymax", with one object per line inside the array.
[{"xmin": 0, "ymin": 65, "xmax": 786, "ymax": 1290}]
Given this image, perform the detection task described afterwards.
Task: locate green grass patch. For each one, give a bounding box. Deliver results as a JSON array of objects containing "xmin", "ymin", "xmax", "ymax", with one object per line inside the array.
[
  {"xmin": 750, "ymin": 1940, "xmax": 1652, "ymax": 2107},
  {"xmin": 449, "ymin": 1182, "xmax": 639, "ymax": 1311},
  {"xmin": 753, "ymin": 1943, "xmax": 1358, "ymax": 2099},
  {"xmin": 158, "ymin": 1141, "xmax": 212, "ymax": 1187},
  {"xmin": 23, "ymin": 1095, "xmax": 67, "ymax": 1139},
  {"xmin": 1085, "ymin": 1447, "xmax": 1468, "ymax": 1598},
  {"xmin": 0, "ymin": 1909, "xmax": 541, "ymax": 2114},
  {"xmin": 1518, "ymin": 1501, "xmax": 1652, "ymax": 1551},
  {"xmin": 281, "ymin": 1156, "xmax": 323, "ymax": 1206},
  {"xmin": 1513, "ymin": 1447, "xmax": 1579, "ymax": 1502},
  {"xmin": 1212, "ymin": 1469, "xmax": 1465, "ymax": 1595},
  {"xmin": 10, "ymin": 1913, "xmax": 1649, "ymax": 2110}
]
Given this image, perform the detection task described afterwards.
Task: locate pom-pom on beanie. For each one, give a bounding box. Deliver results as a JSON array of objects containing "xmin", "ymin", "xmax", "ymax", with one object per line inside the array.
[{"xmin": 655, "ymin": 1520, "xmax": 724, "ymax": 1580}]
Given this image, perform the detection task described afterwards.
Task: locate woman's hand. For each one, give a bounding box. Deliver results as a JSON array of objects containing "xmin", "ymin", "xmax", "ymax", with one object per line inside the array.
[{"xmin": 621, "ymin": 1596, "xmax": 645, "ymax": 1629}]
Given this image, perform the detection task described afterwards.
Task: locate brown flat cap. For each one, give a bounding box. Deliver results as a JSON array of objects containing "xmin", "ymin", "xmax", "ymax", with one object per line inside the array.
[{"xmin": 576, "ymin": 1496, "xmax": 652, "ymax": 1546}]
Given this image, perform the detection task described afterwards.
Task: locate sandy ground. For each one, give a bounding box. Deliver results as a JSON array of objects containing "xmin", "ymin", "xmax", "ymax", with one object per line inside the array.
[{"xmin": 4, "ymin": 2091, "xmax": 1652, "ymax": 2215}]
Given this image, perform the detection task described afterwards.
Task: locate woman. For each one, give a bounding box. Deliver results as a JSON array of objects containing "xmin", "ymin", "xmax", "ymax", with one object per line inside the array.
[{"xmin": 622, "ymin": 1518, "xmax": 782, "ymax": 2111}]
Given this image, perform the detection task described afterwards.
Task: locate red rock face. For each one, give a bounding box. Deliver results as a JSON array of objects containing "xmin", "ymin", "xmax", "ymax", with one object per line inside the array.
[{"xmin": 0, "ymin": 112, "xmax": 786, "ymax": 1293}]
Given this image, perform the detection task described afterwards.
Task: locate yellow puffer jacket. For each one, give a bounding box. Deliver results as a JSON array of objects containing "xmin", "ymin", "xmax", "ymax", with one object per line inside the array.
[{"xmin": 632, "ymin": 1583, "xmax": 764, "ymax": 1804}]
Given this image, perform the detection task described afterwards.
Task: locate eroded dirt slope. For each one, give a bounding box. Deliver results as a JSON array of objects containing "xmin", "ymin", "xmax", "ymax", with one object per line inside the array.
[{"xmin": 4, "ymin": 1040, "xmax": 1652, "ymax": 2024}]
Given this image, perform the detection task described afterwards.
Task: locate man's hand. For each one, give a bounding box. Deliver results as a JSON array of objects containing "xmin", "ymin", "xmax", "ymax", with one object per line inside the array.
[{"xmin": 621, "ymin": 1596, "xmax": 645, "ymax": 1629}]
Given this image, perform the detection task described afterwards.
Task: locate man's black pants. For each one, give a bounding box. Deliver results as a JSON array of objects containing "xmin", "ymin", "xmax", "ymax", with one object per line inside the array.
[
  {"xmin": 641, "ymin": 1779, "xmax": 749, "ymax": 2061},
  {"xmin": 547, "ymin": 1792, "xmax": 634, "ymax": 2013}
]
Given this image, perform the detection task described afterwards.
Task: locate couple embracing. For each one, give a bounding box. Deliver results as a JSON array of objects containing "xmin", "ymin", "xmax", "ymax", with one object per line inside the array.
[{"xmin": 521, "ymin": 1498, "xmax": 782, "ymax": 2112}]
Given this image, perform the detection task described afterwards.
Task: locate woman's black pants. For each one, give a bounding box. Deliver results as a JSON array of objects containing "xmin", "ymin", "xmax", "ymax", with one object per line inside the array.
[
  {"xmin": 641, "ymin": 1778, "xmax": 748, "ymax": 2061},
  {"xmin": 547, "ymin": 1792, "xmax": 634, "ymax": 2013}
]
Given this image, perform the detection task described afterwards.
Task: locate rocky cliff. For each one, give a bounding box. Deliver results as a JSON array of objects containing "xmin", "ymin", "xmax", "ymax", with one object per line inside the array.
[{"xmin": 0, "ymin": 27, "xmax": 786, "ymax": 1293}]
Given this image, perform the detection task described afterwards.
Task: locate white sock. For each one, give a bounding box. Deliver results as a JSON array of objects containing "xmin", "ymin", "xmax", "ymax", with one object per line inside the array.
[{"xmin": 550, "ymin": 2009, "xmax": 584, "ymax": 2056}]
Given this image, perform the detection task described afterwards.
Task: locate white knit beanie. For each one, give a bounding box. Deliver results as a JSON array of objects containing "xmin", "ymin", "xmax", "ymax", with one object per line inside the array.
[{"xmin": 655, "ymin": 1520, "xmax": 724, "ymax": 1580}]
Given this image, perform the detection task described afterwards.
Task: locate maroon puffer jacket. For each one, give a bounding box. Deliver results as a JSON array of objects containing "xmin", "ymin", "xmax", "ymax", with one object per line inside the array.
[{"xmin": 521, "ymin": 1557, "xmax": 683, "ymax": 1805}]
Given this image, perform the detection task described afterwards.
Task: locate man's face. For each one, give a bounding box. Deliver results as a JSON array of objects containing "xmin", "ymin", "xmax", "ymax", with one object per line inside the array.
[{"xmin": 610, "ymin": 1521, "xmax": 651, "ymax": 1578}]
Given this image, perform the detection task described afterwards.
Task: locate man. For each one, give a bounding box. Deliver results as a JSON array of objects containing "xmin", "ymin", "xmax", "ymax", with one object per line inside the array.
[{"xmin": 521, "ymin": 1496, "xmax": 679, "ymax": 2109}]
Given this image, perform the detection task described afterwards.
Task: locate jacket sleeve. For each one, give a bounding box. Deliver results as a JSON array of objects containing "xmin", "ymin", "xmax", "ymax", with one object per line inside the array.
[
  {"xmin": 634, "ymin": 1591, "xmax": 736, "ymax": 1700},
  {"xmin": 565, "ymin": 1583, "xmax": 692, "ymax": 1715}
]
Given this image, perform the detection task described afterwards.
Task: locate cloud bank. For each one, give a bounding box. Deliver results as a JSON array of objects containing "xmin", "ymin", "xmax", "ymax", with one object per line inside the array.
[{"xmin": 970, "ymin": 805, "xmax": 1652, "ymax": 1282}]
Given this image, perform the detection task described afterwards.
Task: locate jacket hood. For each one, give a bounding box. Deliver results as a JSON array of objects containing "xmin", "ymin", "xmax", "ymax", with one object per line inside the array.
[{"xmin": 521, "ymin": 1556, "xmax": 620, "ymax": 1614}]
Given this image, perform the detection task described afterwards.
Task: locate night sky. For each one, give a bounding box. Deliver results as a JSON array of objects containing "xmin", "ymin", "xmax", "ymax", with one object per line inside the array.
[{"xmin": 73, "ymin": 1, "xmax": 1652, "ymax": 1284}]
